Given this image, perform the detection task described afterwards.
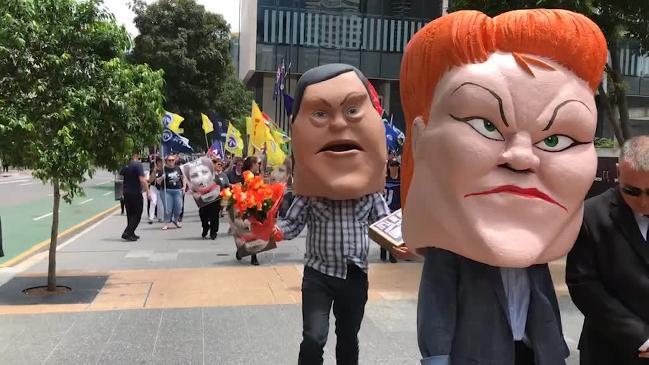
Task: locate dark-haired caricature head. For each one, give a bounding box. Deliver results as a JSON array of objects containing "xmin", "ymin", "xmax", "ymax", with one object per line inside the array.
[{"xmin": 291, "ymin": 64, "xmax": 387, "ymax": 200}]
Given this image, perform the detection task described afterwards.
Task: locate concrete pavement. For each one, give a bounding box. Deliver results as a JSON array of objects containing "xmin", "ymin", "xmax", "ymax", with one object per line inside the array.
[{"xmin": 0, "ymin": 199, "xmax": 585, "ymax": 364}]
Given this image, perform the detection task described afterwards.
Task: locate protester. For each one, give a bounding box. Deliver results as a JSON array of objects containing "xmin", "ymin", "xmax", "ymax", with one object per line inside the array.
[
  {"xmin": 567, "ymin": 136, "xmax": 649, "ymax": 364},
  {"xmin": 240, "ymin": 155, "xmax": 261, "ymax": 266},
  {"xmin": 271, "ymin": 158, "xmax": 294, "ymax": 218},
  {"xmin": 213, "ymin": 157, "xmax": 230, "ymax": 218},
  {"xmin": 399, "ymin": 9, "xmax": 607, "ymax": 364},
  {"xmin": 148, "ymin": 157, "xmax": 164, "ymax": 224},
  {"xmin": 119, "ymin": 152, "xmax": 149, "ymax": 241},
  {"xmin": 159, "ymin": 155, "xmax": 185, "ymax": 230},
  {"xmin": 238, "ymin": 64, "xmax": 389, "ymax": 364},
  {"xmin": 227, "ymin": 157, "xmax": 244, "ymax": 185},
  {"xmin": 175, "ymin": 155, "xmax": 187, "ymax": 222},
  {"xmin": 381, "ymin": 158, "xmax": 400, "ymax": 263}
]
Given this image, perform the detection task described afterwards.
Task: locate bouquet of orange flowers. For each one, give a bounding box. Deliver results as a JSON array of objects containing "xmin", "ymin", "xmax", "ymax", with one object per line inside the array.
[{"xmin": 220, "ymin": 170, "xmax": 285, "ymax": 223}]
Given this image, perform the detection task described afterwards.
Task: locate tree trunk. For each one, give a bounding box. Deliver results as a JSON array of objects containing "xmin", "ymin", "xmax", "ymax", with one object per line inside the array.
[
  {"xmin": 598, "ymin": 83, "xmax": 625, "ymax": 145},
  {"xmin": 609, "ymin": 43, "xmax": 633, "ymax": 141},
  {"xmin": 47, "ymin": 178, "xmax": 60, "ymax": 291}
]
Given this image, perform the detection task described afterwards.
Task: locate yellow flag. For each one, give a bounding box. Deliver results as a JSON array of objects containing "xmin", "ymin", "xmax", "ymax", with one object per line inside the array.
[
  {"xmin": 225, "ymin": 123, "xmax": 244, "ymax": 157},
  {"xmin": 265, "ymin": 127, "xmax": 286, "ymax": 167},
  {"xmin": 201, "ymin": 113, "xmax": 214, "ymax": 134},
  {"xmin": 163, "ymin": 111, "xmax": 185, "ymax": 134},
  {"xmin": 250, "ymin": 101, "xmax": 271, "ymax": 150}
]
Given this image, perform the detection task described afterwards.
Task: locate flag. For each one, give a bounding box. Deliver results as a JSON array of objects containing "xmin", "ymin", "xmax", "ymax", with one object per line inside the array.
[
  {"xmin": 265, "ymin": 128, "xmax": 286, "ymax": 167},
  {"xmin": 283, "ymin": 92, "xmax": 294, "ymax": 118},
  {"xmin": 161, "ymin": 111, "xmax": 184, "ymax": 134},
  {"xmin": 162, "ymin": 128, "xmax": 193, "ymax": 154},
  {"xmin": 245, "ymin": 116, "xmax": 254, "ymax": 156},
  {"xmin": 207, "ymin": 139, "xmax": 224, "ymax": 159},
  {"xmin": 279, "ymin": 59, "xmax": 286, "ymax": 94},
  {"xmin": 225, "ymin": 123, "xmax": 244, "ymax": 157},
  {"xmin": 251, "ymin": 101, "xmax": 271, "ymax": 150},
  {"xmin": 366, "ymin": 82, "xmax": 384, "ymax": 117},
  {"xmin": 273, "ymin": 64, "xmax": 281, "ymax": 100},
  {"xmin": 384, "ymin": 119, "xmax": 405, "ymax": 155},
  {"xmin": 201, "ymin": 113, "xmax": 214, "ymax": 134}
]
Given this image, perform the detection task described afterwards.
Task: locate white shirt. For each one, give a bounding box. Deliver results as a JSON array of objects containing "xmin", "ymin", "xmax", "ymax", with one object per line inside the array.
[
  {"xmin": 634, "ymin": 212, "xmax": 649, "ymax": 241},
  {"xmin": 500, "ymin": 267, "xmax": 530, "ymax": 342},
  {"xmin": 633, "ymin": 213, "xmax": 649, "ymax": 352}
]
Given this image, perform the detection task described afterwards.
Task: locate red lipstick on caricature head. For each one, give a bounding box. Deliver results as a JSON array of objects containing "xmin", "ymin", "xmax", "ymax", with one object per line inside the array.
[{"xmin": 464, "ymin": 185, "xmax": 567, "ymax": 211}]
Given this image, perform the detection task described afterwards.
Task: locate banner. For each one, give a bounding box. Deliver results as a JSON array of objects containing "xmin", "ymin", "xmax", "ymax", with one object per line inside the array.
[
  {"xmin": 162, "ymin": 128, "xmax": 193, "ymax": 154},
  {"xmin": 225, "ymin": 123, "xmax": 244, "ymax": 157},
  {"xmin": 201, "ymin": 113, "xmax": 214, "ymax": 134},
  {"xmin": 181, "ymin": 157, "xmax": 220, "ymax": 208},
  {"xmin": 161, "ymin": 111, "xmax": 184, "ymax": 134}
]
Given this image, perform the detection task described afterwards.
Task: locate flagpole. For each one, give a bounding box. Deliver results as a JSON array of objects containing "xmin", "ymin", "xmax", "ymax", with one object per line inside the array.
[{"xmin": 204, "ymin": 132, "xmax": 210, "ymax": 154}]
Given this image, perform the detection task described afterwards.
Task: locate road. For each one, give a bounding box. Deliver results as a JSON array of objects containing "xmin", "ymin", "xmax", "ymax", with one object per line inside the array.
[{"xmin": 0, "ymin": 169, "xmax": 119, "ymax": 266}]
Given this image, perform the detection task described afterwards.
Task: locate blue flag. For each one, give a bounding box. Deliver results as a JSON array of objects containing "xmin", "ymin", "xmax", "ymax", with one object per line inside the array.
[
  {"xmin": 384, "ymin": 119, "xmax": 405, "ymax": 155},
  {"xmin": 283, "ymin": 92, "xmax": 294, "ymax": 118},
  {"xmin": 162, "ymin": 128, "xmax": 193, "ymax": 154},
  {"xmin": 208, "ymin": 139, "xmax": 224, "ymax": 159}
]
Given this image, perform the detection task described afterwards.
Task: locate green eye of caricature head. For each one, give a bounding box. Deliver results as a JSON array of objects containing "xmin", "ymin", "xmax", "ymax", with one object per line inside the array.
[
  {"xmin": 484, "ymin": 120, "xmax": 496, "ymax": 132},
  {"xmin": 544, "ymin": 135, "xmax": 559, "ymax": 148}
]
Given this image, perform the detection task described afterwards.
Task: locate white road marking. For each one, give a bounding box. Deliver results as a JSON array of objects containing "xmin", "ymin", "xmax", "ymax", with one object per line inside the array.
[
  {"xmin": 0, "ymin": 179, "xmax": 29, "ymax": 185},
  {"xmin": 19, "ymin": 182, "xmax": 37, "ymax": 186},
  {"xmin": 78, "ymin": 198, "xmax": 94, "ymax": 205},
  {"xmin": 33, "ymin": 211, "xmax": 60, "ymax": 221},
  {"xmin": 103, "ymin": 192, "xmax": 112, "ymax": 196},
  {"xmin": 94, "ymin": 180, "xmax": 112, "ymax": 186}
]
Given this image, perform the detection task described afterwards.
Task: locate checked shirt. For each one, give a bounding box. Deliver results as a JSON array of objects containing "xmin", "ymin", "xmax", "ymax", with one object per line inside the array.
[{"xmin": 276, "ymin": 192, "xmax": 390, "ymax": 279}]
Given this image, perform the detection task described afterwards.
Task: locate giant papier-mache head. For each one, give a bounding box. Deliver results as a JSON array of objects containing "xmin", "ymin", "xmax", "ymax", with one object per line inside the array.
[
  {"xmin": 291, "ymin": 63, "xmax": 387, "ymax": 200},
  {"xmin": 400, "ymin": 9, "xmax": 608, "ymax": 267}
]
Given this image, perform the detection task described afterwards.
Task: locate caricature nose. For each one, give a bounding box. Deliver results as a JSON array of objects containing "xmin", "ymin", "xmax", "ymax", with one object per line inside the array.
[
  {"xmin": 498, "ymin": 133, "xmax": 540, "ymax": 173},
  {"xmin": 329, "ymin": 113, "xmax": 349, "ymax": 131}
]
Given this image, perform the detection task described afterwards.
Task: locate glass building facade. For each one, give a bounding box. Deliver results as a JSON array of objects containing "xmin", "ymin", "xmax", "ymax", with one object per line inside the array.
[{"xmin": 238, "ymin": 0, "xmax": 442, "ymax": 131}]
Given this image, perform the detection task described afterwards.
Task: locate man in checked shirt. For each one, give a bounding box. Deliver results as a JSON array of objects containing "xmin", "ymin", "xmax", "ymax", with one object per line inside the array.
[{"xmin": 243, "ymin": 64, "xmax": 391, "ymax": 365}]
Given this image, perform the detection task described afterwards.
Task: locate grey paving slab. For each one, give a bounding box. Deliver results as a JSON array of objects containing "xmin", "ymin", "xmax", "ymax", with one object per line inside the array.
[
  {"xmin": 42, "ymin": 311, "xmax": 121, "ymax": 365},
  {"xmin": 95, "ymin": 309, "xmax": 162, "ymax": 365},
  {"xmin": 151, "ymin": 309, "xmax": 203, "ymax": 365}
]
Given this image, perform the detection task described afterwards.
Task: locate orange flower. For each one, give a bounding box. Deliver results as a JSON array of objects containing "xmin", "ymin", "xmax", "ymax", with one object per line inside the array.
[
  {"xmin": 242, "ymin": 170, "xmax": 254, "ymax": 183},
  {"xmin": 220, "ymin": 188, "xmax": 232, "ymax": 200}
]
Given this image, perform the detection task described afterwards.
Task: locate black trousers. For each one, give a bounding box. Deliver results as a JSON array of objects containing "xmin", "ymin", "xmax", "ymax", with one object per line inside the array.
[
  {"xmin": 515, "ymin": 341, "xmax": 535, "ymax": 365},
  {"xmin": 199, "ymin": 202, "xmax": 221, "ymax": 236},
  {"xmin": 298, "ymin": 264, "xmax": 368, "ymax": 365},
  {"xmin": 123, "ymin": 192, "xmax": 143, "ymax": 236}
]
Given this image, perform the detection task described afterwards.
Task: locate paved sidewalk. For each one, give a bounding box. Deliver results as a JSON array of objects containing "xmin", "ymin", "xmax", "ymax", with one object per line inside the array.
[{"xmin": 0, "ymin": 202, "xmax": 584, "ymax": 364}]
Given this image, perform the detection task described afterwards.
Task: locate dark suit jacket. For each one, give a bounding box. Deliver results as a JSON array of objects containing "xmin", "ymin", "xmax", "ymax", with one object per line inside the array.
[
  {"xmin": 567, "ymin": 188, "xmax": 649, "ymax": 364},
  {"xmin": 418, "ymin": 247, "xmax": 569, "ymax": 365}
]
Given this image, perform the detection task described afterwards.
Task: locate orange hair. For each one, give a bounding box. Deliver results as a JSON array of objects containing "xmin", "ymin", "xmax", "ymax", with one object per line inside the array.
[{"xmin": 400, "ymin": 9, "xmax": 607, "ymax": 204}]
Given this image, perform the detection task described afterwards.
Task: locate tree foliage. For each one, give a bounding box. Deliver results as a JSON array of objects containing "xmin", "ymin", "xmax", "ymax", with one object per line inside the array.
[
  {"xmin": 0, "ymin": 0, "xmax": 165, "ymax": 290},
  {"xmin": 449, "ymin": 0, "xmax": 649, "ymax": 143},
  {"xmin": 131, "ymin": 0, "xmax": 252, "ymax": 150}
]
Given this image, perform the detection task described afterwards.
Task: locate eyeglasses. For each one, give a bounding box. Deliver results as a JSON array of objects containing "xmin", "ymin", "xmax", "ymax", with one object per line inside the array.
[
  {"xmin": 166, "ymin": 159, "xmax": 175, "ymax": 162},
  {"xmin": 621, "ymin": 185, "xmax": 649, "ymax": 197}
]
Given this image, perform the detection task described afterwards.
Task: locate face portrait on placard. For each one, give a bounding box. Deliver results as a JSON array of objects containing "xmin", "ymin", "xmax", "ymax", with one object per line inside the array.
[
  {"xmin": 181, "ymin": 157, "xmax": 219, "ymax": 207},
  {"xmin": 291, "ymin": 64, "xmax": 387, "ymax": 200}
]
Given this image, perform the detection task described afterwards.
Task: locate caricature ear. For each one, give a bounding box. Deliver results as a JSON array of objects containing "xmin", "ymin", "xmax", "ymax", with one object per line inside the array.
[{"xmin": 411, "ymin": 116, "xmax": 425, "ymax": 158}]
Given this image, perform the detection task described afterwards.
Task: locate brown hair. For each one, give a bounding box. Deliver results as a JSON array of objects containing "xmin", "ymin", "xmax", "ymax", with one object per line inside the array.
[{"xmin": 400, "ymin": 9, "xmax": 608, "ymax": 203}]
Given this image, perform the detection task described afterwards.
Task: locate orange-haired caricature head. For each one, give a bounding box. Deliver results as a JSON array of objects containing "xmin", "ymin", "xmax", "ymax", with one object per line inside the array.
[{"xmin": 400, "ymin": 9, "xmax": 607, "ymax": 267}]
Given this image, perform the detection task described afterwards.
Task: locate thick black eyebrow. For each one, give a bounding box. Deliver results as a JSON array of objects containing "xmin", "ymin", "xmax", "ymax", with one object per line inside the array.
[
  {"xmin": 339, "ymin": 92, "xmax": 366, "ymax": 106},
  {"xmin": 451, "ymin": 82, "xmax": 509, "ymax": 127},
  {"xmin": 543, "ymin": 99, "xmax": 592, "ymax": 131},
  {"xmin": 312, "ymin": 97, "xmax": 333, "ymax": 108}
]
